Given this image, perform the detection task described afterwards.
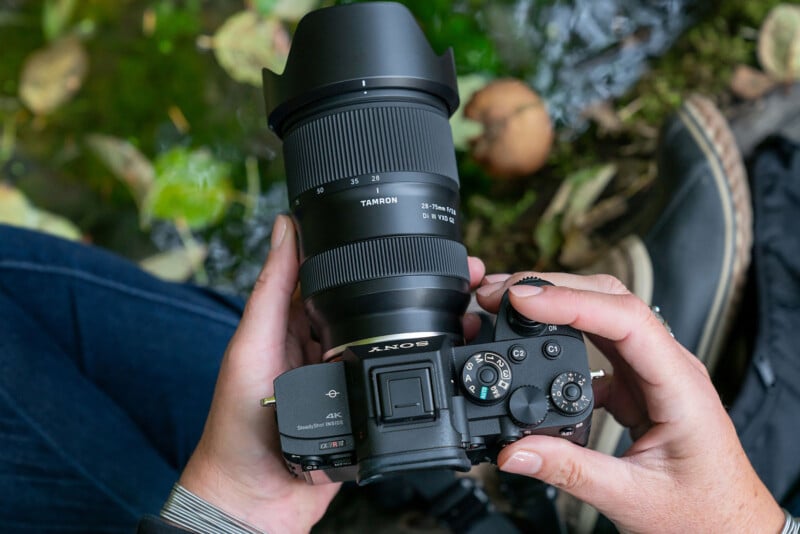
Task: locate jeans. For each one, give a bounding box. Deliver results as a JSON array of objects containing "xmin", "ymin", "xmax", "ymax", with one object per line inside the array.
[{"xmin": 0, "ymin": 224, "xmax": 244, "ymax": 532}]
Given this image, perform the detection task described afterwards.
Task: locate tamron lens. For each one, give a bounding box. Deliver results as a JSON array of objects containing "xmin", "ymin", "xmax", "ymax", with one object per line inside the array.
[{"xmin": 263, "ymin": 1, "xmax": 470, "ymax": 357}]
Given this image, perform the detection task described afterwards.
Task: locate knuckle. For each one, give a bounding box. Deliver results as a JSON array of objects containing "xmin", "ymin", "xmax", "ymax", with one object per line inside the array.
[
  {"xmin": 550, "ymin": 457, "xmax": 588, "ymax": 491},
  {"xmin": 591, "ymin": 273, "xmax": 630, "ymax": 295},
  {"xmin": 627, "ymin": 294, "xmax": 655, "ymax": 327}
]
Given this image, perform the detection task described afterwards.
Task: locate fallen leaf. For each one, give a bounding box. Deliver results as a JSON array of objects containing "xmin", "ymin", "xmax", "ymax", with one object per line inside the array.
[
  {"xmin": 212, "ymin": 11, "xmax": 290, "ymax": 86},
  {"xmin": 534, "ymin": 215, "xmax": 563, "ymax": 267},
  {"xmin": 0, "ymin": 183, "xmax": 81, "ymax": 240},
  {"xmin": 142, "ymin": 147, "xmax": 233, "ymax": 229},
  {"xmin": 758, "ymin": 3, "xmax": 800, "ymax": 82},
  {"xmin": 730, "ymin": 64, "xmax": 778, "ymax": 100},
  {"xmin": 582, "ymin": 101, "xmax": 624, "ymax": 135},
  {"xmin": 451, "ymin": 74, "xmax": 489, "ymax": 151},
  {"xmin": 252, "ymin": 0, "xmax": 319, "ymax": 21},
  {"xmin": 562, "ymin": 164, "xmax": 617, "ymax": 233},
  {"xmin": 19, "ymin": 35, "xmax": 88, "ymax": 115},
  {"xmin": 559, "ymin": 228, "xmax": 598, "ymax": 268},
  {"xmin": 86, "ymin": 133, "xmax": 155, "ymax": 205},
  {"xmin": 43, "ymin": 0, "xmax": 78, "ymax": 41},
  {"xmin": 139, "ymin": 244, "xmax": 208, "ymax": 281}
]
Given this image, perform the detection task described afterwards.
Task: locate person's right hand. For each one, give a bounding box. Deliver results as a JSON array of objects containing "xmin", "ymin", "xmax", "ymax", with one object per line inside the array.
[{"xmin": 476, "ymin": 272, "xmax": 785, "ymax": 534}]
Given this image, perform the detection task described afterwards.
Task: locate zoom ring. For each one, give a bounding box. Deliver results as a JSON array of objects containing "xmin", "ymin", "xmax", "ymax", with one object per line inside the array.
[
  {"xmin": 300, "ymin": 236, "xmax": 469, "ymax": 298},
  {"xmin": 283, "ymin": 105, "xmax": 459, "ymax": 199}
]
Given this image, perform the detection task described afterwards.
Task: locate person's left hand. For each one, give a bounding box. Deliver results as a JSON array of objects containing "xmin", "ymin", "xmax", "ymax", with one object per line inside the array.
[
  {"xmin": 177, "ymin": 214, "xmax": 338, "ymax": 533},
  {"xmin": 178, "ymin": 215, "xmax": 487, "ymax": 533}
]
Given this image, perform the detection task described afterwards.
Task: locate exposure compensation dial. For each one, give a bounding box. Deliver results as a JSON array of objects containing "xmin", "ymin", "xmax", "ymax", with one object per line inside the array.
[{"xmin": 550, "ymin": 371, "xmax": 592, "ymax": 415}]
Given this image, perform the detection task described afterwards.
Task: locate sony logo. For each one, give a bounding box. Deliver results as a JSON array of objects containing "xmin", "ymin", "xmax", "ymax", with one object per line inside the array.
[{"xmin": 367, "ymin": 340, "xmax": 430, "ymax": 353}]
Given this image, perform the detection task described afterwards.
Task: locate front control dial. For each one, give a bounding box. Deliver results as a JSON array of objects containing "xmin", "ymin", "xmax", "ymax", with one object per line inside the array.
[
  {"xmin": 550, "ymin": 371, "xmax": 592, "ymax": 415},
  {"xmin": 461, "ymin": 352, "xmax": 512, "ymax": 403},
  {"xmin": 508, "ymin": 386, "xmax": 549, "ymax": 428}
]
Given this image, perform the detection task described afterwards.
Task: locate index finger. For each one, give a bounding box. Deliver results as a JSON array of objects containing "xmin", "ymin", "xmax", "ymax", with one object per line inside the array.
[
  {"xmin": 476, "ymin": 271, "xmax": 629, "ymax": 313},
  {"xmin": 506, "ymin": 284, "xmax": 694, "ymax": 389}
]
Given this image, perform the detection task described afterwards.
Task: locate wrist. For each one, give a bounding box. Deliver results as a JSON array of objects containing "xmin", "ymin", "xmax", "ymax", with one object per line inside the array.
[{"xmin": 178, "ymin": 450, "xmax": 324, "ymax": 534}]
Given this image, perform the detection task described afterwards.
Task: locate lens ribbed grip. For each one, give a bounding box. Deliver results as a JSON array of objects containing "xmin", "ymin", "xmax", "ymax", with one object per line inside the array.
[
  {"xmin": 284, "ymin": 105, "xmax": 458, "ymax": 199},
  {"xmin": 300, "ymin": 236, "xmax": 469, "ymax": 297}
]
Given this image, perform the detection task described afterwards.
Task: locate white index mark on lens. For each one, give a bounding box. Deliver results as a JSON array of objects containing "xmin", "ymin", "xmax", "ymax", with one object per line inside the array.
[{"xmin": 362, "ymin": 79, "xmax": 367, "ymax": 94}]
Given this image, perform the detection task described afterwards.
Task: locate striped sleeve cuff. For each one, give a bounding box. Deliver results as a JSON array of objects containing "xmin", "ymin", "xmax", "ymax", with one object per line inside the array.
[
  {"xmin": 160, "ymin": 483, "xmax": 265, "ymax": 534},
  {"xmin": 782, "ymin": 508, "xmax": 800, "ymax": 534}
]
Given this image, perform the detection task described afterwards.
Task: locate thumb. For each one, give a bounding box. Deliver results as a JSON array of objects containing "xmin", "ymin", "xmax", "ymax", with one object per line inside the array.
[
  {"xmin": 234, "ymin": 214, "xmax": 297, "ymax": 356},
  {"xmin": 497, "ymin": 435, "xmax": 635, "ymax": 516}
]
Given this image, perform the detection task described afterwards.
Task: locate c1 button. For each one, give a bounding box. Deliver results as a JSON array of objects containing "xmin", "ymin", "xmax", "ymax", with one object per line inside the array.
[
  {"xmin": 542, "ymin": 340, "xmax": 561, "ymax": 359},
  {"xmin": 508, "ymin": 344, "xmax": 528, "ymax": 363}
]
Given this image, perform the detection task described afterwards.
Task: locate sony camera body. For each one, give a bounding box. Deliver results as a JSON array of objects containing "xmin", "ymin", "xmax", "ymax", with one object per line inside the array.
[{"xmin": 273, "ymin": 279, "xmax": 594, "ymax": 484}]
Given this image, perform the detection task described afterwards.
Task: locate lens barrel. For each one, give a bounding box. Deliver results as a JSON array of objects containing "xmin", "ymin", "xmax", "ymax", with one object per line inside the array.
[{"xmin": 264, "ymin": 2, "xmax": 470, "ymax": 356}]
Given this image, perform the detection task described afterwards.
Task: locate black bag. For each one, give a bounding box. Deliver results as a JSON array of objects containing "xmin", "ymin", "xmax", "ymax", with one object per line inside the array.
[{"xmin": 729, "ymin": 137, "xmax": 800, "ymax": 513}]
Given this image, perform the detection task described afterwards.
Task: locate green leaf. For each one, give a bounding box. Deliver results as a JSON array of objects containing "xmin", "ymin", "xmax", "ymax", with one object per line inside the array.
[
  {"xmin": 534, "ymin": 215, "xmax": 563, "ymax": 265},
  {"xmin": 254, "ymin": 0, "xmax": 319, "ymax": 21},
  {"xmin": 451, "ymin": 74, "xmax": 489, "ymax": 151},
  {"xmin": 142, "ymin": 147, "xmax": 233, "ymax": 229},
  {"xmin": 212, "ymin": 11, "xmax": 290, "ymax": 86},
  {"xmin": 43, "ymin": 0, "xmax": 77, "ymax": 41},
  {"xmin": 758, "ymin": 4, "xmax": 800, "ymax": 82},
  {"xmin": 562, "ymin": 163, "xmax": 617, "ymax": 232}
]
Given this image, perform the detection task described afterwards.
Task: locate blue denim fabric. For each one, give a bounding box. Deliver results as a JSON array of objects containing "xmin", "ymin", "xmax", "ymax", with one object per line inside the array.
[{"xmin": 0, "ymin": 224, "xmax": 244, "ymax": 532}]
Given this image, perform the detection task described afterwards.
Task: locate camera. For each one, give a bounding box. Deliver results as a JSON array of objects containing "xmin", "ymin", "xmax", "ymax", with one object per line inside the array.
[{"xmin": 262, "ymin": 2, "xmax": 594, "ymax": 484}]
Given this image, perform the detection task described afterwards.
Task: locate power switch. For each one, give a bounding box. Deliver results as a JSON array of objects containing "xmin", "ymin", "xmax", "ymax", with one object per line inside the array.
[{"xmin": 377, "ymin": 368, "xmax": 435, "ymax": 423}]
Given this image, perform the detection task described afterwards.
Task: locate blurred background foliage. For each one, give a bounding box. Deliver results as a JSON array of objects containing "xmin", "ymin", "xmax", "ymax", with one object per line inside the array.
[{"xmin": 0, "ymin": 0, "xmax": 794, "ymax": 293}]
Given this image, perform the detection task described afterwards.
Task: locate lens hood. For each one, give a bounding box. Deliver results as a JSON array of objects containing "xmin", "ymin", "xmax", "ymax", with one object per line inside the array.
[{"xmin": 263, "ymin": 1, "xmax": 459, "ymax": 137}]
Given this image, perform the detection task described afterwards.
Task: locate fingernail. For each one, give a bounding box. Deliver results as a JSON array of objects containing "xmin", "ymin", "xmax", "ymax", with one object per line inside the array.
[
  {"xmin": 476, "ymin": 282, "xmax": 502, "ymax": 297},
  {"xmin": 509, "ymin": 284, "xmax": 543, "ymax": 298},
  {"xmin": 483, "ymin": 273, "xmax": 511, "ymax": 284},
  {"xmin": 271, "ymin": 215, "xmax": 288, "ymax": 249},
  {"xmin": 500, "ymin": 450, "xmax": 543, "ymax": 475}
]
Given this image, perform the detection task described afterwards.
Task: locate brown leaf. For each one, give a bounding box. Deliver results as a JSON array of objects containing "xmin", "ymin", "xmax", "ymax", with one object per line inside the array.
[
  {"xmin": 212, "ymin": 11, "xmax": 290, "ymax": 87},
  {"xmin": 19, "ymin": 35, "xmax": 88, "ymax": 115},
  {"xmin": 86, "ymin": 133, "xmax": 155, "ymax": 205},
  {"xmin": 582, "ymin": 101, "xmax": 624, "ymax": 135},
  {"xmin": 730, "ymin": 64, "xmax": 778, "ymax": 100}
]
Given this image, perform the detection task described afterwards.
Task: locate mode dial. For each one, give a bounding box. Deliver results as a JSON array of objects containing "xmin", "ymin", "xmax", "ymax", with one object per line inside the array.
[
  {"xmin": 461, "ymin": 352, "xmax": 512, "ymax": 403},
  {"xmin": 550, "ymin": 371, "xmax": 592, "ymax": 415},
  {"xmin": 508, "ymin": 386, "xmax": 549, "ymax": 428}
]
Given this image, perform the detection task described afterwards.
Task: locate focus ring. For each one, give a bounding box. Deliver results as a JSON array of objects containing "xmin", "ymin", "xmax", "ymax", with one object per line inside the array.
[
  {"xmin": 284, "ymin": 105, "xmax": 459, "ymax": 199},
  {"xmin": 300, "ymin": 236, "xmax": 469, "ymax": 298}
]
